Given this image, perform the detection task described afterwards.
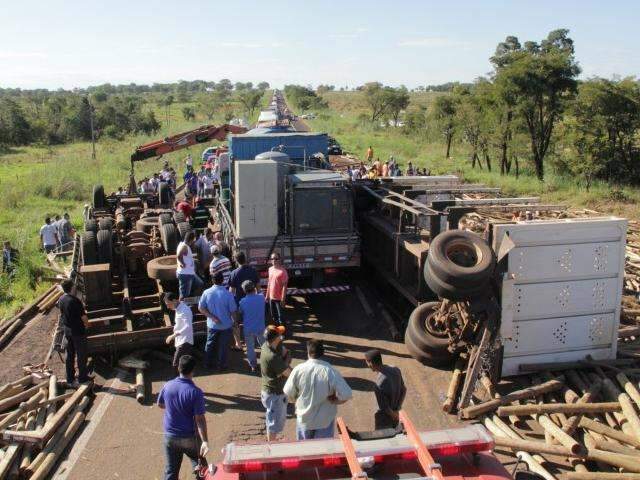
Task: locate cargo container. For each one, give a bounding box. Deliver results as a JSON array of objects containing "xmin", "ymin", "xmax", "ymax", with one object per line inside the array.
[{"xmin": 228, "ymin": 132, "xmax": 329, "ymax": 164}]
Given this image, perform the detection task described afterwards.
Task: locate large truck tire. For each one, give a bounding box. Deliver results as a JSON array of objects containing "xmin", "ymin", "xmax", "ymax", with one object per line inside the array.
[
  {"xmin": 424, "ymin": 263, "xmax": 490, "ymax": 301},
  {"xmin": 176, "ymin": 221, "xmax": 192, "ymax": 241},
  {"xmin": 158, "ymin": 213, "xmax": 173, "ymax": 226},
  {"xmin": 93, "ymin": 184, "xmax": 106, "ymax": 209},
  {"xmin": 135, "ymin": 217, "xmax": 158, "ymax": 233},
  {"xmin": 158, "ymin": 182, "xmax": 171, "ymax": 206},
  {"xmin": 96, "ymin": 229, "xmax": 113, "ymax": 265},
  {"xmin": 147, "ymin": 255, "xmax": 177, "ymax": 281},
  {"xmin": 98, "ymin": 217, "xmax": 114, "ymax": 231},
  {"xmin": 426, "ymin": 230, "xmax": 495, "ymax": 289},
  {"xmin": 81, "ymin": 232, "xmax": 98, "ymax": 265},
  {"xmin": 161, "ymin": 223, "xmax": 179, "ymax": 255},
  {"xmin": 84, "ymin": 219, "xmax": 98, "ymax": 233},
  {"xmin": 173, "ymin": 211, "xmax": 186, "ymax": 224},
  {"xmin": 405, "ymin": 302, "xmax": 454, "ymax": 366}
]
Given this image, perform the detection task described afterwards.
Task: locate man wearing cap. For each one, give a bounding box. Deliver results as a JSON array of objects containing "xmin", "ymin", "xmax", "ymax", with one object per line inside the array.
[
  {"xmin": 364, "ymin": 349, "xmax": 406, "ymax": 429},
  {"xmin": 260, "ymin": 325, "xmax": 292, "ymax": 441},
  {"xmin": 164, "ymin": 293, "xmax": 194, "ymax": 368},
  {"xmin": 238, "ymin": 280, "xmax": 266, "ymax": 372}
]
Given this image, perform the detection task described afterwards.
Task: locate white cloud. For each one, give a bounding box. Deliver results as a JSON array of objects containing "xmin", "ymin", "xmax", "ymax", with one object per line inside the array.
[
  {"xmin": 0, "ymin": 51, "xmax": 45, "ymax": 59},
  {"xmin": 329, "ymin": 27, "xmax": 368, "ymax": 39},
  {"xmin": 397, "ymin": 37, "xmax": 469, "ymax": 48}
]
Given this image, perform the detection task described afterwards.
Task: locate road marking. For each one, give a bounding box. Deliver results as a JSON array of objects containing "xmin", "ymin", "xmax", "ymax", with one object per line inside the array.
[{"xmin": 52, "ymin": 371, "xmax": 128, "ymax": 479}]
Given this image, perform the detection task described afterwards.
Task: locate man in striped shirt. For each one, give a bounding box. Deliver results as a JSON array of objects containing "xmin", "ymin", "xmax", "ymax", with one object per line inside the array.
[{"xmin": 208, "ymin": 245, "xmax": 231, "ymax": 286}]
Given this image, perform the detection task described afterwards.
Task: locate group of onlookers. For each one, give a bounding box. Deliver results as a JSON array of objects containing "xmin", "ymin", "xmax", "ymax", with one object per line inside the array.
[
  {"xmin": 348, "ymin": 148, "xmax": 431, "ymax": 181},
  {"xmin": 39, "ymin": 213, "xmax": 74, "ymax": 253}
]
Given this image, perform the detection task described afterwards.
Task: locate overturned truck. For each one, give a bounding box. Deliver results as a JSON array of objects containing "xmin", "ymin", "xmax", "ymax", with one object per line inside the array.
[{"xmin": 355, "ymin": 176, "xmax": 627, "ymax": 378}]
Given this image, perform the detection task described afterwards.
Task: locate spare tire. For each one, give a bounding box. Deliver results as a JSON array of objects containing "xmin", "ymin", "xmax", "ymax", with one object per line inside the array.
[
  {"xmin": 98, "ymin": 217, "xmax": 114, "ymax": 231},
  {"xmin": 97, "ymin": 229, "xmax": 113, "ymax": 265},
  {"xmin": 426, "ymin": 230, "xmax": 495, "ymax": 289},
  {"xmin": 405, "ymin": 302, "xmax": 454, "ymax": 366},
  {"xmin": 81, "ymin": 232, "xmax": 97, "ymax": 265},
  {"xmin": 93, "ymin": 185, "xmax": 105, "ymax": 209},
  {"xmin": 158, "ymin": 182, "xmax": 171, "ymax": 206},
  {"xmin": 424, "ymin": 262, "xmax": 490, "ymax": 301},
  {"xmin": 176, "ymin": 221, "xmax": 192, "ymax": 241},
  {"xmin": 84, "ymin": 219, "xmax": 98, "ymax": 233},
  {"xmin": 147, "ymin": 255, "xmax": 178, "ymax": 281},
  {"xmin": 161, "ymin": 223, "xmax": 179, "ymax": 255}
]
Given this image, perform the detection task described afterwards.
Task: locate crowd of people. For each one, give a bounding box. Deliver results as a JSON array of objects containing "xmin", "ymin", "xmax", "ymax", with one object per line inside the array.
[
  {"xmin": 348, "ymin": 147, "xmax": 430, "ymax": 181},
  {"xmin": 39, "ymin": 213, "xmax": 75, "ymax": 254}
]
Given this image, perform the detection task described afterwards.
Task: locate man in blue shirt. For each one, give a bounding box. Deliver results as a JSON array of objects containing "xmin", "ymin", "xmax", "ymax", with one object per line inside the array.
[
  {"xmin": 238, "ymin": 280, "xmax": 266, "ymax": 372},
  {"xmin": 228, "ymin": 252, "xmax": 259, "ymax": 305},
  {"xmin": 198, "ymin": 272, "xmax": 238, "ymax": 370},
  {"xmin": 157, "ymin": 355, "xmax": 209, "ymax": 480}
]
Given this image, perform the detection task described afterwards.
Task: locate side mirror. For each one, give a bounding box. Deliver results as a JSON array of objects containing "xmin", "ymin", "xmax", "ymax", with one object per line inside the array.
[{"xmin": 514, "ymin": 472, "xmax": 546, "ymax": 480}]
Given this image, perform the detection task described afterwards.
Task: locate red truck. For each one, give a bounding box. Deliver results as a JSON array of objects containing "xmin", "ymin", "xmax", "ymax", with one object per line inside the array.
[{"xmin": 197, "ymin": 413, "xmax": 526, "ymax": 480}]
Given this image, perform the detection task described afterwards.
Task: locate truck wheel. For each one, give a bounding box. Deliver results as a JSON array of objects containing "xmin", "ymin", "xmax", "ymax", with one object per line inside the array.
[
  {"xmin": 98, "ymin": 217, "xmax": 114, "ymax": 231},
  {"xmin": 136, "ymin": 217, "xmax": 158, "ymax": 233},
  {"xmin": 425, "ymin": 263, "xmax": 490, "ymax": 301},
  {"xmin": 426, "ymin": 230, "xmax": 495, "ymax": 289},
  {"xmin": 158, "ymin": 182, "xmax": 171, "ymax": 206},
  {"xmin": 84, "ymin": 219, "xmax": 98, "ymax": 233},
  {"xmin": 158, "ymin": 213, "xmax": 173, "ymax": 226},
  {"xmin": 97, "ymin": 229, "xmax": 113, "ymax": 265},
  {"xmin": 405, "ymin": 302, "xmax": 454, "ymax": 366},
  {"xmin": 81, "ymin": 232, "xmax": 98, "ymax": 265},
  {"xmin": 176, "ymin": 222, "xmax": 192, "ymax": 241},
  {"xmin": 161, "ymin": 223, "xmax": 179, "ymax": 255},
  {"xmin": 173, "ymin": 211, "xmax": 186, "ymax": 224},
  {"xmin": 93, "ymin": 185, "xmax": 106, "ymax": 209},
  {"xmin": 147, "ymin": 255, "xmax": 177, "ymax": 281}
]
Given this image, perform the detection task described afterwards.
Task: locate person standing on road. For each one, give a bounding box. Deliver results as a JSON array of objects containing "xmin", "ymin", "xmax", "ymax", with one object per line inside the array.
[
  {"xmin": 228, "ymin": 252, "xmax": 259, "ymax": 305},
  {"xmin": 58, "ymin": 213, "xmax": 74, "ymax": 251},
  {"xmin": 164, "ymin": 293, "xmax": 194, "ymax": 368},
  {"xmin": 366, "ymin": 146, "xmax": 373, "ymax": 163},
  {"xmin": 157, "ymin": 355, "xmax": 209, "ymax": 480},
  {"xmin": 194, "ymin": 229, "xmax": 213, "ymax": 281},
  {"xmin": 40, "ymin": 217, "xmax": 59, "ymax": 254},
  {"xmin": 260, "ymin": 325, "xmax": 291, "ymax": 441},
  {"xmin": 213, "ymin": 231, "xmax": 231, "ymax": 259},
  {"xmin": 266, "ymin": 253, "xmax": 288, "ymax": 329},
  {"xmin": 198, "ymin": 272, "xmax": 238, "ymax": 371},
  {"xmin": 209, "ymin": 245, "xmax": 232, "ymax": 286},
  {"xmin": 176, "ymin": 231, "xmax": 204, "ymax": 300},
  {"xmin": 239, "ymin": 280, "xmax": 266, "ymax": 372},
  {"xmin": 284, "ymin": 339, "xmax": 352, "ymax": 440},
  {"xmin": 57, "ymin": 279, "xmax": 90, "ymax": 387},
  {"xmin": 364, "ymin": 349, "xmax": 406, "ymax": 429}
]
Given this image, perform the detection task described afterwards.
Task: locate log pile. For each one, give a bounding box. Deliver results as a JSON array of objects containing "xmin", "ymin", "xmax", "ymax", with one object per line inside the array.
[{"xmin": 0, "ymin": 370, "xmax": 92, "ymax": 479}]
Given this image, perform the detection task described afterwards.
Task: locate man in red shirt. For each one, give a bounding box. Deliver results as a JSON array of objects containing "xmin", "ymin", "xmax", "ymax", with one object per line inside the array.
[
  {"xmin": 175, "ymin": 200, "xmax": 193, "ymax": 221},
  {"xmin": 266, "ymin": 253, "xmax": 288, "ymax": 329}
]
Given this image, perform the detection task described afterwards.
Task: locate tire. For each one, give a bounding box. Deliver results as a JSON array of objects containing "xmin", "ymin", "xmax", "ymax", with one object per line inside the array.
[
  {"xmin": 426, "ymin": 230, "xmax": 495, "ymax": 289},
  {"xmin": 405, "ymin": 302, "xmax": 454, "ymax": 366},
  {"xmin": 147, "ymin": 255, "xmax": 178, "ymax": 281},
  {"xmin": 96, "ymin": 229, "xmax": 113, "ymax": 265},
  {"xmin": 93, "ymin": 185, "xmax": 105, "ymax": 209},
  {"xmin": 160, "ymin": 223, "xmax": 179, "ymax": 255},
  {"xmin": 135, "ymin": 217, "xmax": 158, "ymax": 233},
  {"xmin": 158, "ymin": 213, "xmax": 173, "ymax": 226},
  {"xmin": 98, "ymin": 218, "xmax": 113, "ymax": 231},
  {"xmin": 158, "ymin": 182, "xmax": 171, "ymax": 206},
  {"xmin": 81, "ymin": 232, "xmax": 97, "ymax": 265},
  {"xmin": 425, "ymin": 263, "xmax": 490, "ymax": 301},
  {"xmin": 173, "ymin": 211, "xmax": 186, "ymax": 224},
  {"xmin": 84, "ymin": 219, "xmax": 98, "ymax": 233},
  {"xmin": 176, "ymin": 221, "xmax": 192, "ymax": 241}
]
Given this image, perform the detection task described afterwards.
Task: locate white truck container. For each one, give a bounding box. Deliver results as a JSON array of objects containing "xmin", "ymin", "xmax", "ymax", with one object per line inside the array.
[{"xmin": 233, "ymin": 160, "xmax": 279, "ymax": 238}]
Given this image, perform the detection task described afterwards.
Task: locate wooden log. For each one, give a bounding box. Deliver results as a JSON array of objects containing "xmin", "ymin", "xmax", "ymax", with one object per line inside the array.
[
  {"xmin": 0, "ymin": 377, "xmax": 33, "ymax": 401},
  {"xmin": 562, "ymin": 379, "xmax": 602, "ymax": 436},
  {"xmin": 2, "ymin": 383, "xmax": 91, "ymax": 446},
  {"xmin": 18, "ymin": 412, "xmax": 37, "ymax": 473},
  {"xmin": 0, "ymin": 417, "xmax": 25, "ymax": 480},
  {"xmin": 118, "ymin": 351, "xmax": 150, "ymax": 370},
  {"xmin": 566, "ymin": 473, "xmax": 640, "ymax": 480},
  {"xmin": 0, "ymin": 381, "xmax": 48, "ymax": 414},
  {"xmin": 579, "ymin": 416, "xmax": 640, "ymax": 448},
  {"xmin": 135, "ymin": 369, "xmax": 145, "ymax": 404},
  {"xmin": 519, "ymin": 359, "xmax": 636, "ymax": 373},
  {"xmin": 483, "ymin": 418, "xmax": 556, "ymax": 480},
  {"xmin": 0, "ymin": 320, "xmax": 25, "ymax": 351},
  {"xmin": 537, "ymin": 415, "xmax": 585, "ymax": 455},
  {"xmin": 617, "ymin": 372, "xmax": 640, "ymax": 406},
  {"xmin": 0, "ymin": 390, "xmax": 46, "ymax": 432},
  {"xmin": 497, "ymin": 402, "xmax": 621, "ymax": 416},
  {"xmin": 0, "ymin": 285, "xmax": 57, "ymax": 336},
  {"xmin": 24, "ymin": 397, "xmax": 89, "ymax": 478},
  {"xmin": 592, "ymin": 438, "xmax": 640, "ymax": 457},
  {"xmin": 460, "ymin": 377, "xmax": 565, "ymax": 419},
  {"xmin": 45, "ymin": 376, "xmax": 57, "ymax": 422},
  {"xmin": 592, "ymin": 371, "xmax": 637, "ymax": 438},
  {"xmin": 619, "ymin": 393, "xmax": 640, "ymax": 441},
  {"xmin": 442, "ymin": 357, "xmax": 465, "ymax": 413}
]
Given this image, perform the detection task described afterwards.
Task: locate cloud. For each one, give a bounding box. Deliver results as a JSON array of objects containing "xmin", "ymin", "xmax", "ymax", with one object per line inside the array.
[
  {"xmin": 329, "ymin": 27, "xmax": 368, "ymax": 39},
  {"xmin": 218, "ymin": 42, "xmax": 284, "ymax": 49},
  {"xmin": 397, "ymin": 37, "xmax": 469, "ymax": 48},
  {"xmin": 0, "ymin": 51, "xmax": 45, "ymax": 59}
]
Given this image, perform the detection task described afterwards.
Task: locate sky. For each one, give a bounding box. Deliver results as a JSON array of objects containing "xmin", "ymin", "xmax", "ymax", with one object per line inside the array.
[{"xmin": 0, "ymin": 0, "xmax": 638, "ymax": 90}]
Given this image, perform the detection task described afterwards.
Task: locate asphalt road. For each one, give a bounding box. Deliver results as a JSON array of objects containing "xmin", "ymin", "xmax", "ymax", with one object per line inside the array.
[{"xmin": 59, "ymin": 288, "xmax": 461, "ymax": 480}]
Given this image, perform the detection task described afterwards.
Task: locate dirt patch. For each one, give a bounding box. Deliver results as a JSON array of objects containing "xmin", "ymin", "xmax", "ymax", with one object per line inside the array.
[{"xmin": 0, "ymin": 308, "xmax": 66, "ymax": 385}]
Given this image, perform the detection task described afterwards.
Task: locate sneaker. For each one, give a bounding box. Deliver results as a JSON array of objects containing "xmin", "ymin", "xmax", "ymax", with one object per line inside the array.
[{"xmin": 70, "ymin": 380, "xmax": 81, "ymax": 388}]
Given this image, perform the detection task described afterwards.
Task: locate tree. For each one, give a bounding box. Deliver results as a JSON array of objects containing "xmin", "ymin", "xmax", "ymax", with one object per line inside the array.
[
  {"xmin": 257, "ymin": 82, "xmax": 270, "ymax": 91},
  {"xmin": 362, "ymin": 82, "xmax": 394, "ymax": 122},
  {"xmin": 237, "ymin": 89, "xmax": 263, "ymax": 117},
  {"xmin": 432, "ymin": 95, "xmax": 458, "ymax": 158},
  {"xmin": 157, "ymin": 95, "xmax": 174, "ymax": 126},
  {"xmin": 387, "ymin": 87, "xmax": 410, "ymax": 126},
  {"xmin": 181, "ymin": 106, "xmax": 196, "ymax": 121},
  {"xmin": 0, "ymin": 98, "xmax": 32, "ymax": 145},
  {"xmin": 494, "ymin": 29, "xmax": 580, "ymax": 180}
]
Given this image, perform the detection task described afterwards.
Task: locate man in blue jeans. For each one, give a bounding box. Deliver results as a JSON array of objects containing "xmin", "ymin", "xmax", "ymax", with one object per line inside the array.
[
  {"xmin": 157, "ymin": 355, "xmax": 209, "ymax": 480},
  {"xmin": 198, "ymin": 272, "xmax": 238, "ymax": 370},
  {"xmin": 176, "ymin": 231, "xmax": 204, "ymax": 300},
  {"xmin": 238, "ymin": 280, "xmax": 266, "ymax": 372}
]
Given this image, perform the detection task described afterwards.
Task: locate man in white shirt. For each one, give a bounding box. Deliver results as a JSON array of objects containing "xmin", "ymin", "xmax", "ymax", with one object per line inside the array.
[
  {"xmin": 40, "ymin": 217, "xmax": 59, "ymax": 253},
  {"xmin": 164, "ymin": 293, "xmax": 194, "ymax": 368},
  {"xmin": 284, "ymin": 339, "xmax": 352, "ymax": 440}
]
